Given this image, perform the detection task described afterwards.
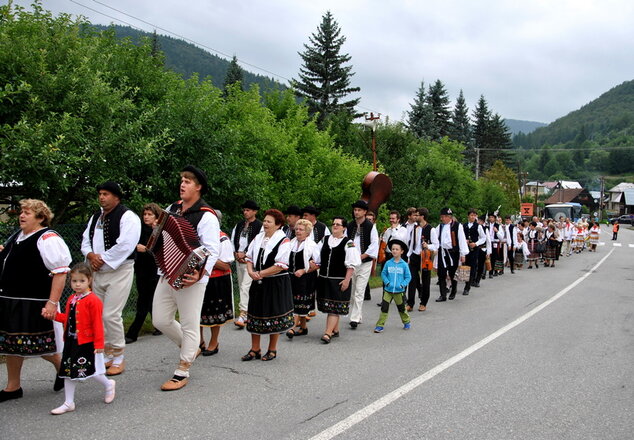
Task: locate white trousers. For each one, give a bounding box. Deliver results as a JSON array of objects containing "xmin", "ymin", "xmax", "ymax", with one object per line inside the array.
[
  {"xmin": 349, "ymin": 261, "xmax": 373, "ymax": 323},
  {"xmin": 92, "ymin": 262, "xmax": 134, "ymax": 351},
  {"xmin": 236, "ymin": 262, "xmax": 252, "ymax": 313},
  {"xmin": 152, "ymin": 278, "xmax": 206, "ymax": 377}
]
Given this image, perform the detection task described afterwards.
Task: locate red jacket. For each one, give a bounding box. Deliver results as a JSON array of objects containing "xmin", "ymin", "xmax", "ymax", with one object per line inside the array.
[{"xmin": 54, "ymin": 292, "xmax": 105, "ymax": 349}]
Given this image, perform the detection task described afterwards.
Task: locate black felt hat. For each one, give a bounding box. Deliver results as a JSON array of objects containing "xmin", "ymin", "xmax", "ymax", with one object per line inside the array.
[
  {"xmin": 181, "ymin": 165, "xmax": 208, "ymax": 195},
  {"xmin": 351, "ymin": 200, "xmax": 369, "ymax": 211},
  {"xmin": 284, "ymin": 205, "xmax": 302, "ymax": 216},
  {"xmin": 96, "ymin": 181, "xmax": 124, "ymax": 199},
  {"xmin": 440, "ymin": 207, "xmax": 453, "ymax": 216},
  {"xmin": 387, "ymin": 239, "xmax": 408, "ymax": 255},
  {"xmin": 241, "ymin": 200, "xmax": 260, "ymax": 210},
  {"xmin": 301, "ymin": 205, "xmax": 321, "ymax": 216}
]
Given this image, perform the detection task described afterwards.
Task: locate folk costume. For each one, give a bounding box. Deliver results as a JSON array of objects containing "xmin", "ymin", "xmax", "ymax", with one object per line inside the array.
[
  {"xmin": 347, "ymin": 211, "xmax": 379, "ymax": 326},
  {"xmin": 462, "ymin": 220, "xmax": 486, "ymax": 294},
  {"xmin": 417, "ymin": 223, "xmax": 434, "ymax": 309},
  {"xmin": 588, "ymin": 224, "xmax": 600, "ymax": 251},
  {"xmin": 430, "ymin": 209, "xmax": 469, "ymax": 301},
  {"xmin": 152, "ymin": 189, "xmax": 220, "ymax": 387},
  {"xmin": 245, "ymin": 229, "xmax": 294, "ymax": 334},
  {"xmin": 81, "ymin": 183, "xmax": 141, "ymax": 373},
  {"xmin": 0, "ymin": 229, "xmax": 71, "ymax": 356},
  {"xmin": 288, "ymin": 236, "xmax": 319, "ymax": 317},
  {"xmin": 315, "ymin": 236, "xmax": 361, "ymax": 315},
  {"xmin": 485, "ymin": 221, "xmax": 504, "ymax": 276},
  {"xmin": 405, "ymin": 222, "xmax": 423, "ymax": 309},
  {"xmin": 200, "ymin": 231, "xmax": 235, "ymax": 327}
]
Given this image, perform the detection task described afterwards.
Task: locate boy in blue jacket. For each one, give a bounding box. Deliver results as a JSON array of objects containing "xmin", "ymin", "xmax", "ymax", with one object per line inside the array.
[{"xmin": 375, "ymin": 239, "xmax": 412, "ymax": 332}]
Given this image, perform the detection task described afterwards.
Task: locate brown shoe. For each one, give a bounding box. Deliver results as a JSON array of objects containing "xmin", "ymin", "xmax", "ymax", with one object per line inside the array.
[
  {"xmin": 160, "ymin": 377, "xmax": 188, "ymax": 391},
  {"xmin": 406, "ymin": 305, "xmax": 413, "ymax": 312},
  {"xmin": 106, "ymin": 360, "xmax": 125, "ymax": 376},
  {"xmin": 418, "ymin": 305, "xmax": 427, "ymax": 312},
  {"xmin": 308, "ymin": 311, "xmax": 317, "ymax": 317}
]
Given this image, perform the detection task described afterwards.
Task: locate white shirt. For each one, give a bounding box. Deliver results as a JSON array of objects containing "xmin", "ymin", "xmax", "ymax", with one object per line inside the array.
[
  {"xmin": 246, "ymin": 229, "xmax": 290, "ymax": 270},
  {"xmin": 17, "ymin": 229, "xmax": 72, "ymax": 274},
  {"xmin": 81, "ymin": 208, "xmax": 141, "ymax": 272},
  {"xmin": 289, "ymin": 237, "xmax": 319, "ymax": 271},
  {"xmin": 352, "ymin": 222, "xmax": 379, "ymax": 260},
  {"xmin": 315, "ymin": 235, "xmax": 361, "ymax": 270}
]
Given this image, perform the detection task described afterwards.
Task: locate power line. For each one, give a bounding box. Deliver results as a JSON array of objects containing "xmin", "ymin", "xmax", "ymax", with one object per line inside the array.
[{"xmin": 69, "ymin": 1, "xmax": 379, "ymax": 115}]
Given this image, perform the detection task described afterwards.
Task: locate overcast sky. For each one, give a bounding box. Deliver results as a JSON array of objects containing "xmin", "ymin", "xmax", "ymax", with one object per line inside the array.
[{"xmin": 11, "ymin": 0, "xmax": 634, "ymax": 124}]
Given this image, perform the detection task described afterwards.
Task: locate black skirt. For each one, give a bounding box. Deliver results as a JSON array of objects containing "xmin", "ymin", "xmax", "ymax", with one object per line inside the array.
[
  {"xmin": 0, "ymin": 297, "xmax": 57, "ymax": 356},
  {"xmin": 246, "ymin": 274, "xmax": 294, "ymax": 335},
  {"xmin": 59, "ymin": 302, "xmax": 102, "ymax": 380},
  {"xmin": 201, "ymin": 274, "xmax": 235, "ymax": 326},
  {"xmin": 316, "ymin": 276, "xmax": 352, "ymax": 315},
  {"xmin": 290, "ymin": 271, "xmax": 316, "ymax": 316}
]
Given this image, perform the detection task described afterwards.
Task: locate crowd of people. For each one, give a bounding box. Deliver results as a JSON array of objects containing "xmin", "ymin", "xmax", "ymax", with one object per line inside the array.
[{"xmin": 0, "ymin": 166, "xmax": 609, "ymax": 414}]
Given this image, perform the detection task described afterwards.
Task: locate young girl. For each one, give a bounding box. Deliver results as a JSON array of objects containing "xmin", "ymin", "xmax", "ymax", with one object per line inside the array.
[{"xmin": 46, "ymin": 263, "xmax": 115, "ymax": 414}]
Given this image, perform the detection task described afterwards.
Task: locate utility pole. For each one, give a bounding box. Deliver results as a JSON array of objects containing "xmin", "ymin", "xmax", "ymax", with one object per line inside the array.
[
  {"xmin": 475, "ymin": 147, "xmax": 480, "ymax": 180},
  {"xmin": 364, "ymin": 113, "xmax": 381, "ymax": 171},
  {"xmin": 599, "ymin": 176, "xmax": 605, "ymax": 220}
]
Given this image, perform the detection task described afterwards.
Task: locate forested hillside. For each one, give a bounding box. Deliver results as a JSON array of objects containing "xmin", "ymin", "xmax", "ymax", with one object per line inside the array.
[
  {"xmin": 93, "ymin": 24, "xmax": 284, "ymax": 92},
  {"xmin": 504, "ymin": 119, "xmax": 546, "ymax": 135},
  {"xmin": 512, "ymin": 80, "xmax": 634, "ymax": 188}
]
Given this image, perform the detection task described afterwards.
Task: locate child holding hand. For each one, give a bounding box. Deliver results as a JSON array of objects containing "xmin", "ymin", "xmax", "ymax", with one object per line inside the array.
[
  {"xmin": 44, "ymin": 263, "xmax": 115, "ymax": 414},
  {"xmin": 375, "ymin": 240, "xmax": 412, "ymax": 333}
]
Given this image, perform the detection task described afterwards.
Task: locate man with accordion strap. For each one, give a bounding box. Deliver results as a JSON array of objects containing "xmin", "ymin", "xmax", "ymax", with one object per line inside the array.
[{"xmin": 152, "ymin": 165, "xmax": 219, "ymax": 391}]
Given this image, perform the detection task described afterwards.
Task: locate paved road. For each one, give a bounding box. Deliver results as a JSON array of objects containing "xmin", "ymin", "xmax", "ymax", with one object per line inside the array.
[{"xmin": 2, "ymin": 225, "xmax": 633, "ymax": 439}]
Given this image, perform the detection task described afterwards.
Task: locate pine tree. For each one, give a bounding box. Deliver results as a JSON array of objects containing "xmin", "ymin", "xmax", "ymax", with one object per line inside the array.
[
  {"xmin": 450, "ymin": 89, "xmax": 471, "ymax": 146},
  {"xmin": 486, "ymin": 113, "xmax": 513, "ymax": 167},
  {"xmin": 223, "ymin": 55, "xmax": 244, "ymax": 93},
  {"xmin": 426, "ymin": 79, "xmax": 451, "ymax": 140},
  {"xmin": 293, "ymin": 11, "xmax": 360, "ymax": 126},
  {"xmin": 470, "ymin": 95, "xmax": 491, "ymax": 172},
  {"xmin": 407, "ymin": 80, "xmax": 434, "ymax": 139}
]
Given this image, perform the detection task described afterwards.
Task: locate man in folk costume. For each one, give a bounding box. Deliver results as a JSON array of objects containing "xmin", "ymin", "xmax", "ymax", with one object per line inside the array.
[
  {"xmin": 430, "ymin": 207, "xmax": 469, "ymax": 301},
  {"xmin": 486, "ymin": 213, "xmax": 504, "ymax": 277},
  {"xmin": 302, "ymin": 205, "xmax": 330, "ymax": 243},
  {"xmin": 81, "ymin": 182, "xmax": 141, "ymax": 376},
  {"xmin": 283, "ymin": 205, "xmax": 302, "ymax": 239},
  {"xmin": 347, "ymin": 200, "xmax": 379, "ymax": 328},
  {"xmin": 475, "ymin": 215, "xmax": 491, "ymax": 283},
  {"xmin": 403, "ymin": 208, "xmax": 422, "ymax": 310},
  {"xmin": 462, "ymin": 209, "xmax": 486, "ymax": 295},
  {"xmin": 503, "ymin": 215, "xmax": 517, "ymax": 274},
  {"xmin": 152, "ymin": 165, "xmax": 220, "ymax": 391},
  {"xmin": 563, "ymin": 217, "xmax": 574, "ymax": 255},
  {"xmin": 381, "ymin": 211, "xmax": 408, "ymax": 263},
  {"xmin": 231, "ymin": 200, "xmax": 262, "ymax": 328},
  {"xmin": 415, "ymin": 207, "xmax": 434, "ymax": 311}
]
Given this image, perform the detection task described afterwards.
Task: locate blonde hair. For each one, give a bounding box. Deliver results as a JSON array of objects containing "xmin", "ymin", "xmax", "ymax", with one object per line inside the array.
[
  {"xmin": 20, "ymin": 199, "xmax": 54, "ymax": 227},
  {"xmin": 295, "ymin": 218, "xmax": 313, "ymax": 234}
]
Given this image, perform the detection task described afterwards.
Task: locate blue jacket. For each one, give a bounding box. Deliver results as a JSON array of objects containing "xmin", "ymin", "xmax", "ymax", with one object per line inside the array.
[{"xmin": 381, "ymin": 258, "xmax": 412, "ymax": 293}]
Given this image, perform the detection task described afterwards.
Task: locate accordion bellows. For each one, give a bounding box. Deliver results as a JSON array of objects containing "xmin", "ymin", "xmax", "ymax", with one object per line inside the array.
[{"xmin": 147, "ymin": 210, "xmax": 210, "ymax": 289}]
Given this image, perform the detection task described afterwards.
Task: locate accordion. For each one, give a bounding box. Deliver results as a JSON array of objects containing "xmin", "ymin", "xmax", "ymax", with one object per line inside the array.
[{"xmin": 147, "ymin": 210, "xmax": 210, "ymax": 290}]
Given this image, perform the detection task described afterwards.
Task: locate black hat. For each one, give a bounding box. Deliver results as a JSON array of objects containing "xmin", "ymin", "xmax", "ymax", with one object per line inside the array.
[
  {"xmin": 440, "ymin": 207, "xmax": 453, "ymax": 216},
  {"xmin": 241, "ymin": 200, "xmax": 260, "ymax": 210},
  {"xmin": 96, "ymin": 181, "xmax": 124, "ymax": 199},
  {"xmin": 301, "ymin": 205, "xmax": 321, "ymax": 216},
  {"xmin": 351, "ymin": 200, "xmax": 369, "ymax": 211},
  {"xmin": 387, "ymin": 239, "xmax": 408, "ymax": 255},
  {"xmin": 284, "ymin": 205, "xmax": 302, "ymax": 216},
  {"xmin": 181, "ymin": 165, "xmax": 208, "ymax": 195}
]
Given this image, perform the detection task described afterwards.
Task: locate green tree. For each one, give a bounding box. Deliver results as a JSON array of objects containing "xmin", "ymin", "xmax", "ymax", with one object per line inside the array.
[
  {"xmin": 470, "ymin": 95, "xmax": 491, "ymax": 172},
  {"xmin": 481, "ymin": 160, "xmax": 520, "ymax": 213},
  {"xmin": 292, "ymin": 11, "xmax": 360, "ymax": 127},
  {"xmin": 450, "ymin": 89, "xmax": 471, "ymax": 146},
  {"xmin": 407, "ymin": 80, "xmax": 434, "ymax": 139},
  {"xmin": 426, "ymin": 79, "xmax": 452, "ymax": 140},
  {"xmin": 223, "ymin": 55, "xmax": 244, "ymax": 93}
]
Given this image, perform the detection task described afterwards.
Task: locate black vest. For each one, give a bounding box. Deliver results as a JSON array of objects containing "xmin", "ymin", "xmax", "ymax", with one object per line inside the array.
[
  {"xmin": 486, "ymin": 223, "xmax": 500, "ymax": 242},
  {"xmin": 0, "ymin": 228, "xmax": 52, "ymax": 299},
  {"xmin": 313, "ymin": 221, "xmax": 327, "ymax": 243},
  {"xmin": 439, "ymin": 221, "xmax": 461, "ymax": 253},
  {"xmin": 319, "ymin": 237, "xmax": 350, "ymax": 278},
  {"xmin": 88, "ymin": 204, "xmax": 136, "ymax": 260},
  {"xmin": 169, "ymin": 198, "xmax": 215, "ymax": 230},
  {"xmin": 420, "ymin": 224, "xmax": 432, "ymax": 244},
  {"xmin": 463, "ymin": 222, "xmax": 480, "ymax": 243},
  {"xmin": 254, "ymin": 236, "xmax": 287, "ymax": 273},
  {"xmin": 233, "ymin": 218, "xmax": 262, "ymax": 252},
  {"xmin": 347, "ymin": 219, "xmax": 373, "ymax": 263}
]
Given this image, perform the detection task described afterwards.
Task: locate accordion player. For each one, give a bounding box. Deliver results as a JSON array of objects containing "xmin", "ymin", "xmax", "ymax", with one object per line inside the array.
[{"xmin": 147, "ymin": 210, "xmax": 211, "ymax": 289}]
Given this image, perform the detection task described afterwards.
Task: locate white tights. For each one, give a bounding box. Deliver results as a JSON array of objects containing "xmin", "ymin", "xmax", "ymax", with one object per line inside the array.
[{"xmin": 63, "ymin": 374, "xmax": 110, "ymax": 405}]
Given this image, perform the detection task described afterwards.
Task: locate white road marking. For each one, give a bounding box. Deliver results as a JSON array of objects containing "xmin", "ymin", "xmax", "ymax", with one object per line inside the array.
[
  {"xmin": 613, "ymin": 243, "xmax": 622, "ymax": 247},
  {"xmin": 309, "ymin": 250, "xmax": 615, "ymax": 440},
  {"xmin": 598, "ymin": 242, "xmax": 606, "ymax": 246},
  {"xmin": 629, "ymin": 244, "xmax": 634, "ymax": 248}
]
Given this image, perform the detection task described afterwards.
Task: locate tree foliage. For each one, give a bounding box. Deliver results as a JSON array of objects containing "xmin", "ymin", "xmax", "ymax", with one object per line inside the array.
[
  {"xmin": 292, "ymin": 11, "xmax": 360, "ymax": 127},
  {"xmin": 223, "ymin": 55, "xmax": 244, "ymax": 93}
]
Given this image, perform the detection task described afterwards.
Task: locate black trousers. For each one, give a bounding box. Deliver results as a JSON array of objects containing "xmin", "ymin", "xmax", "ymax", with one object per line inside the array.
[
  {"xmin": 476, "ymin": 248, "xmax": 486, "ymax": 281},
  {"xmin": 420, "ymin": 269, "xmax": 431, "ymax": 306},
  {"xmin": 507, "ymin": 246, "xmax": 515, "ymax": 269},
  {"xmin": 126, "ymin": 273, "xmax": 159, "ymax": 339},
  {"xmin": 464, "ymin": 248, "xmax": 479, "ymax": 290},
  {"xmin": 437, "ymin": 250, "xmax": 459, "ymax": 298},
  {"xmin": 407, "ymin": 254, "xmax": 422, "ymax": 307}
]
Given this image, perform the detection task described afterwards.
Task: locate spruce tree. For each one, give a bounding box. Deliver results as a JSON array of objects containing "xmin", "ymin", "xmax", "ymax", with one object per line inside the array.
[
  {"xmin": 450, "ymin": 89, "xmax": 471, "ymax": 146},
  {"xmin": 486, "ymin": 113, "xmax": 513, "ymax": 167},
  {"xmin": 471, "ymin": 95, "xmax": 491, "ymax": 173},
  {"xmin": 293, "ymin": 11, "xmax": 360, "ymax": 126},
  {"xmin": 223, "ymin": 55, "xmax": 244, "ymax": 92},
  {"xmin": 407, "ymin": 80, "xmax": 434, "ymax": 139},
  {"xmin": 426, "ymin": 79, "xmax": 451, "ymax": 140}
]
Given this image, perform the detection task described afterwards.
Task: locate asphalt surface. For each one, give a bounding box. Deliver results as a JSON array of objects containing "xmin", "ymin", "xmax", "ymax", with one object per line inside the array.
[{"xmin": 2, "ymin": 225, "xmax": 632, "ymax": 440}]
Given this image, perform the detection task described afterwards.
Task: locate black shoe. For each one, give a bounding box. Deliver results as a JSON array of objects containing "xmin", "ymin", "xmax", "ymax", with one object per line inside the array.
[
  {"xmin": 492, "ymin": 272, "xmax": 498, "ymax": 277},
  {"xmin": 125, "ymin": 336, "xmax": 137, "ymax": 344},
  {"xmin": 376, "ymin": 303, "xmax": 382, "ymax": 307},
  {"xmin": 350, "ymin": 321, "xmax": 358, "ymax": 329},
  {"xmin": 0, "ymin": 388, "xmax": 23, "ymax": 402},
  {"xmin": 472, "ymin": 282, "xmax": 480, "ymax": 288},
  {"xmin": 448, "ymin": 293, "xmax": 456, "ymax": 300},
  {"xmin": 462, "ymin": 290, "xmax": 469, "ymax": 296},
  {"xmin": 435, "ymin": 296, "xmax": 447, "ymax": 302},
  {"xmin": 152, "ymin": 329, "xmax": 163, "ymax": 336},
  {"xmin": 53, "ymin": 373, "xmax": 64, "ymax": 392},
  {"xmin": 511, "ymin": 269, "xmax": 515, "ymax": 274},
  {"xmin": 202, "ymin": 345, "xmax": 219, "ymax": 357}
]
